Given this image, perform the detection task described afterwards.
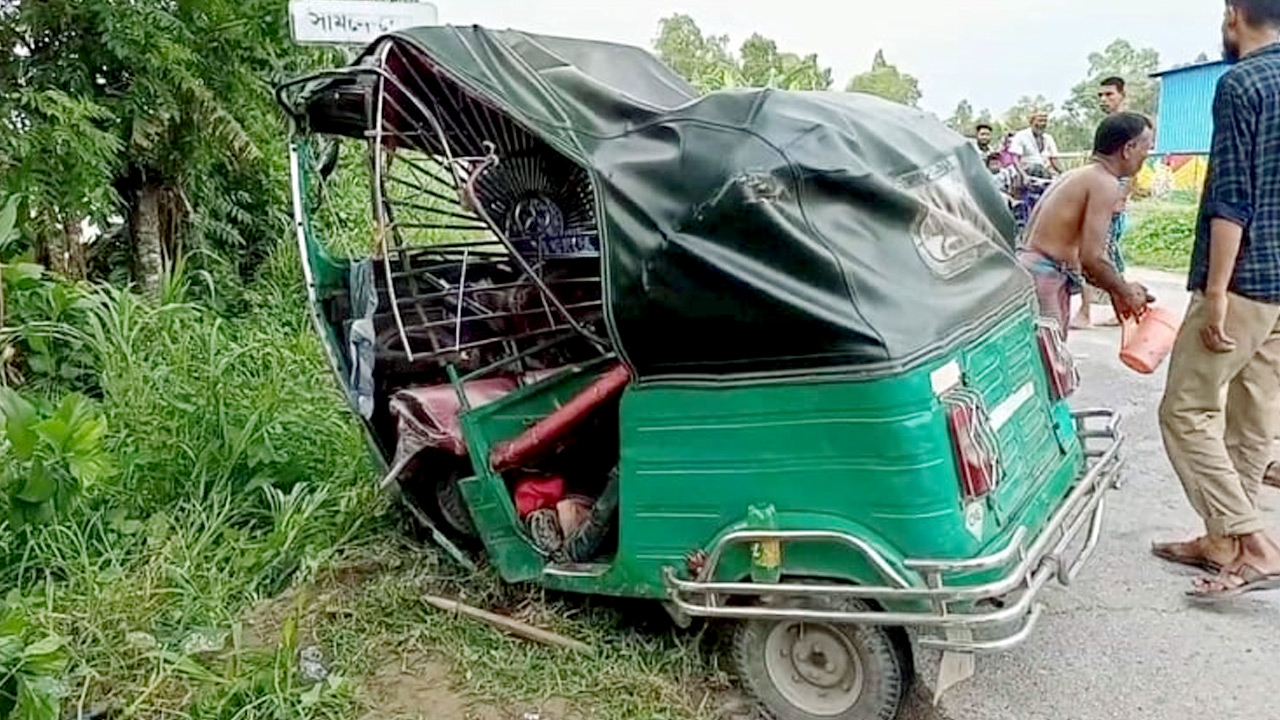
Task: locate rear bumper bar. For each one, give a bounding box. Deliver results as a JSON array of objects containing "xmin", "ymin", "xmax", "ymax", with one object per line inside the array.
[{"xmin": 662, "ymin": 409, "xmax": 1124, "ymax": 654}]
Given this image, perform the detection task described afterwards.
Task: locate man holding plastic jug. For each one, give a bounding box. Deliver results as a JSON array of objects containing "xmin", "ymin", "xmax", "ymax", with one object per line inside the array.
[
  {"xmin": 1153, "ymin": 0, "xmax": 1280, "ymax": 600},
  {"xmin": 1015, "ymin": 112, "xmax": 1152, "ymax": 337}
]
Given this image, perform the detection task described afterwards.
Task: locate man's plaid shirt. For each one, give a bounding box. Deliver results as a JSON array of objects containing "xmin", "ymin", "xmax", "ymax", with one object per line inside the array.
[{"xmin": 1190, "ymin": 43, "xmax": 1280, "ymax": 303}]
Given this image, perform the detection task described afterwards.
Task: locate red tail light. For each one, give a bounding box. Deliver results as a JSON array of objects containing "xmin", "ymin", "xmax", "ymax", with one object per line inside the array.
[
  {"xmin": 944, "ymin": 389, "xmax": 1001, "ymax": 500},
  {"xmin": 1037, "ymin": 321, "xmax": 1079, "ymax": 401}
]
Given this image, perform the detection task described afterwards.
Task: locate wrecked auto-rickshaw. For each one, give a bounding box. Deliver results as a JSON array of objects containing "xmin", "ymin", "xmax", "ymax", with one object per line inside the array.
[{"xmin": 276, "ymin": 26, "xmax": 1124, "ymax": 720}]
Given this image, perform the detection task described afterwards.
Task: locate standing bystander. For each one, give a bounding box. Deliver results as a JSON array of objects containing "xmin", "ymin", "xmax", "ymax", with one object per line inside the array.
[
  {"xmin": 972, "ymin": 123, "xmax": 996, "ymax": 156},
  {"xmin": 1074, "ymin": 76, "xmax": 1134, "ymax": 329},
  {"xmin": 1152, "ymin": 0, "xmax": 1280, "ymax": 600}
]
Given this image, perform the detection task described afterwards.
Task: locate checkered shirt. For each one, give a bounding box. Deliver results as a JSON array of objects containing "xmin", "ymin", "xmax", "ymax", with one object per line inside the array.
[{"xmin": 1190, "ymin": 43, "xmax": 1280, "ymax": 303}]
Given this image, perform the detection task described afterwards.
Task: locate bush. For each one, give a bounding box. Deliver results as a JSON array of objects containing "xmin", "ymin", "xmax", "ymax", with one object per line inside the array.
[
  {"xmin": 0, "ymin": 596, "xmax": 68, "ymax": 720},
  {"xmin": 1124, "ymin": 201, "xmax": 1198, "ymax": 271},
  {"xmin": 0, "ymin": 389, "xmax": 112, "ymax": 529}
]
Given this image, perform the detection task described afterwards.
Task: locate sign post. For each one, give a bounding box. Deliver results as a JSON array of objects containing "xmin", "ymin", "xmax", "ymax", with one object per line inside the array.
[{"xmin": 288, "ymin": 0, "xmax": 439, "ymax": 46}]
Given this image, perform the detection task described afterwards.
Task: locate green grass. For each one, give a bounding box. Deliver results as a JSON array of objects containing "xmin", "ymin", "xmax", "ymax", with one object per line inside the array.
[
  {"xmin": 0, "ymin": 239, "xmax": 732, "ymax": 720},
  {"xmin": 256, "ymin": 540, "xmax": 734, "ymax": 720},
  {"xmin": 1123, "ymin": 199, "xmax": 1197, "ymax": 272}
]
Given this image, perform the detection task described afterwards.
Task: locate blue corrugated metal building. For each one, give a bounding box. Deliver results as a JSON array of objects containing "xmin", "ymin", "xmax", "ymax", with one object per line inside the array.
[{"xmin": 1151, "ymin": 60, "xmax": 1229, "ymax": 154}]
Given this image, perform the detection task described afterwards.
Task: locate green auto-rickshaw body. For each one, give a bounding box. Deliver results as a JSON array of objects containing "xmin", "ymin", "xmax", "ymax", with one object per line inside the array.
[{"xmin": 278, "ymin": 25, "xmax": 1121, "ymax": 675}]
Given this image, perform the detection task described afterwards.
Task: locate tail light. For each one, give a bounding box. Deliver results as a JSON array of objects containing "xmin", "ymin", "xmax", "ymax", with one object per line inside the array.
[
  {"xmin": 1036, "ymin": 320, "xmax": 1079, "ymax": 400},
  {"xmin": 943, "ymin": 388, "xmax": 1002, "ymax": 500}
]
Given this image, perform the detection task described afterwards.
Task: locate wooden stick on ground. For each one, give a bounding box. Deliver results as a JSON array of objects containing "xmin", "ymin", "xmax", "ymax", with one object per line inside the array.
[{"xmin": 422, "ymin": 594, "xmax": 592, "ymax": 653}]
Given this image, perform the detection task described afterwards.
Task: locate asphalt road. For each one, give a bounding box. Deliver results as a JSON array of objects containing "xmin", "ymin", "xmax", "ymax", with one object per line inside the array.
[{"xmin": 909, "ymin": 268, "xmax": 1280, "ymax": 720}]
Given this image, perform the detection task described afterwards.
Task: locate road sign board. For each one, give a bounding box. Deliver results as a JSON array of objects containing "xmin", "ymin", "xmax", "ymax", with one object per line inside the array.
[{"xmin": 289, "ymin": 0, "xmax": 439, "ymax": 45}]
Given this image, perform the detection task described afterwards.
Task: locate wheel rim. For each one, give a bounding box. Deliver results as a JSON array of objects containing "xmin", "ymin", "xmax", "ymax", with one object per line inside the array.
[{"xmin": 762, "ymin": 621, "xmax": 864, "ymax": 716}]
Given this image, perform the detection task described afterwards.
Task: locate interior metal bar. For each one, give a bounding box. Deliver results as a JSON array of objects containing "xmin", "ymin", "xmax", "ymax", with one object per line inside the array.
[
  {"xmin": 315, "ymin": 43, "xmax": 610, "ymax": 369},
  {"xmin": 383, "ymin": 322, "xmax": 591, "ymax": 358},
  {"xmin": 389, "ymin": 220, "xmax": 490, "ymax": 232},
  {"xmin": 385, "ymin": 173, "xmax": 470, "ymax": 208},
  {"xmin": 380, "ymin": 276, "xmax": 603, "ymax": 301},
  {"xmin": 380, "ymin": 300, "xmax": 603, "ymax": 330},
  {"xmin": 389, "ymin": 43, "xmax": 488, "ymax": 158}
]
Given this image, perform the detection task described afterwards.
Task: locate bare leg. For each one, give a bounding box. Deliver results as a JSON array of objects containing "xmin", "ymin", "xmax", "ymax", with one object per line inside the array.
[
  {"xmin": 1072, "ymin": 285, "xmax": 1098, "ymax": 329},
  {"xmin": 1071, "ymin": 297, "xmax": 1092, "ymax": 329}
]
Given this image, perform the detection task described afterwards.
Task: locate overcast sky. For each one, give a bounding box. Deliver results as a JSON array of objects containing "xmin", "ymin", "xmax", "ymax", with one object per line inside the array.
[{"xmin": 433, "ymin": 0, "xmax": 1226, "ymax": 116}]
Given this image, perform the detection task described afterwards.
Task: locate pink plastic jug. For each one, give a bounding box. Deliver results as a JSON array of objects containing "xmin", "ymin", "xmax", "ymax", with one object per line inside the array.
[{"xmin": 1120, "ymin": 306, "xmax": 1180, "ymax": 374}]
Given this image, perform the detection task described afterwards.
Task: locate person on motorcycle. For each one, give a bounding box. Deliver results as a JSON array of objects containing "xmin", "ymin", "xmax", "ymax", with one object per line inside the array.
[{"xmin": 1010, "ymin": 111, "xmax": 1063, "ymax": 177}]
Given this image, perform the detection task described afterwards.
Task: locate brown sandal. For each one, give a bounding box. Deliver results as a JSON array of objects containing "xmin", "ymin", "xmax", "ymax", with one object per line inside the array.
[
  {"xmin": 1187, "ymin": 564, "xmax": 1280, "ymax": 602},
  {"xmin": 1151, "ymin": 539, "xmax": 1225, "ymax": 574},
  {"xmin": 1264, "ymin": 462, "xmax": 1280, "ymax": 490}
]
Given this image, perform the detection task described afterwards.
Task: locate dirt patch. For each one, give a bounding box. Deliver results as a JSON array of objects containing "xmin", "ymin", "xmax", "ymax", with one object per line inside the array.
[
  {"xmin": 359, "ymin": 654, "xmax": 589, "ymax": 720},
  {"xmin": 234, "ymin": 547, "xmax": 523, "ymax": 719},
  {"xmin": 359, "ymin": 656, "xmax": 505, "ymax": 720},
  {"xmin": 240, "ymin": 551, "xmax": 392, "ymax": 650}
]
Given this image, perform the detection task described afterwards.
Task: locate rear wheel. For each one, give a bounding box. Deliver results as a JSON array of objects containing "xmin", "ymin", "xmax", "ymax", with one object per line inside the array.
[
  {"xmin": 398, "ymin": 453, "xmax": 480, "ymax": 544},
  {"xmin": 732, "ymin": 599, "xmax": 907, "ymax": 720},
  {"xmin": 433, "ymin": 470, "xmax": 477, "ymax": 539}
]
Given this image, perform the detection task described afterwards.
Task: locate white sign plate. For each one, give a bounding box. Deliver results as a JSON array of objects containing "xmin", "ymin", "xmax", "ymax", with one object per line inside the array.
[{"xmin": 289, "ymin": 0, "xmax": 439, "ymax": 45}]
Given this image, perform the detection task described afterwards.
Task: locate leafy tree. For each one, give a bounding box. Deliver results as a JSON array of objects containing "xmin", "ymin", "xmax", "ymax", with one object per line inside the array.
[
  {"xmin": 1065, "ymin": 39, "xmax": 1160, "ymax": 118},
  {"xmin": 653, "ymin": 15, "xmax": 832, "ymax": 92},
  {"xmin": 1, "ymin": 1, "xmax": 332, "ymax": 292},
  {"xmin": 1058, "ymin": 39, "xmax": 1161, "ymax": 151},
  {"xmin": 1002, "ymin": 95, "xmax": 1055, "ymax": 132},
  {"xmin": 0, "ymin": 1, "xmax": 120, "ymax": 280},
  {"xmin": 947, "ymin": 100, "xmax": 976, "ymax": 134},
  {"xmin": 737, "ymin": 33, "xmax": 832, "ymax": 90},
  {"xmin": 948, "ymin": 102, "xmax": 1004, "ymax": 141},
  {"xmin": 1, "ymin": 91, "xmax": 121, "ymax": 280},
  {"xmin": 1050, "ymin": 116, "xmax": 1095, "ymax": 155},
  {"xmin": 653, "ymin": 14, "xmax": 735, "ymax": 92},
  {"xmin": 846, "ymin": 50, "xmax": 922, "ymax": 107}
]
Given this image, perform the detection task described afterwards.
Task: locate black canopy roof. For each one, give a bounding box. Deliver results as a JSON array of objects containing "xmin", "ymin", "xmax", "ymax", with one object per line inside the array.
[{"xmin": 282, "ymin": 26, "xmax": 1031, "ymax": 380}]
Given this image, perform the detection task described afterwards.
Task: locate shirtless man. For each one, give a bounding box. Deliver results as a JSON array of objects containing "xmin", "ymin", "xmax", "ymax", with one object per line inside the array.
[{"xmin": 1017, "ymin": 112, "xmax": 1153, "ymax": 337}]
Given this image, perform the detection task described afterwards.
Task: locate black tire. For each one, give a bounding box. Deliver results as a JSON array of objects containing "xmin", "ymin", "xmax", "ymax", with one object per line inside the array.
[
  {"xmin": 433, "ymin": 469, "xmax": 478, "ymax": 539},
  {"xmin": 397, "ymin": 453, "xmax": 480, "ymax": 545},
  {"xmin": 732, "ymin": 598, "xmax": 908, "ymax": 720}
]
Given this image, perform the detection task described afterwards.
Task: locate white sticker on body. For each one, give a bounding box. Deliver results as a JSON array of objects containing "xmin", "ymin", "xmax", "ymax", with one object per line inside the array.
[
  {"xmin": 989, "ymin": 381, "xmax": 1034, "ymax": 431},
  {"xmin": 930, "ymin": 360, "xmax": 962, "ymax": 396}
]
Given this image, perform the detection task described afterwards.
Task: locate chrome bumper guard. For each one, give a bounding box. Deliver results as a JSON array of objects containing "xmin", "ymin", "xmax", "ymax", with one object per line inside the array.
[{"xmin": 662, "ymin": 409, "xmax": 1124, "ymax": 655}]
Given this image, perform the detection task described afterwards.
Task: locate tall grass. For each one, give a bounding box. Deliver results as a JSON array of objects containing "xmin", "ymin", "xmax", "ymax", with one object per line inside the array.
[
  {"xmin": 2, "ymin": 236, "xmax": 732, "ymax": 720},
  {"xmin": 1, "ymin": 238, "xmax": 385, "ymax": 719}
]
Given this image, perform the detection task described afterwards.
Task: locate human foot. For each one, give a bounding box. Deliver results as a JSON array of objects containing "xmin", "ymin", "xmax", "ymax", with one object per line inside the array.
[
  {"xmin": 1151, "ymin": 535, "xmax": 1239, "ymax": 573},
  {"xmin": 1187, "ymin": 564, "xmax": 1280, "ymax": 601},
  {"xmin": 1186, "ymin": 532, "xmax": 1280, "ymax": 601}
]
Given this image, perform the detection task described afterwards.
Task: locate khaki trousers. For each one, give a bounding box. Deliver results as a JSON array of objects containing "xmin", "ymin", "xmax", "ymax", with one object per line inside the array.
[{"xmin": 1159, "ymin": 292, "xmax": 1280, "ymax": 537}]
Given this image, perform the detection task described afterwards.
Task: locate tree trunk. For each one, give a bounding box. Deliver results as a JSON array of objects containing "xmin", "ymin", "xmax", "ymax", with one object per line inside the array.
[
  {"xmin": 53, "ymin": 217, "xmax": 88, "ymax": 281},
  {"xmin": 133, "ymin": 183, "xmax": 165, "ymax": 297},
  {"xmin": 37, "ymin": 231, "xmax": 60, "ymax": 276}
]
